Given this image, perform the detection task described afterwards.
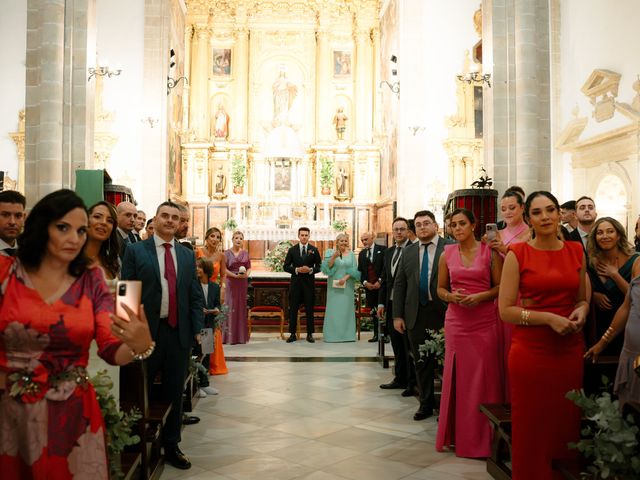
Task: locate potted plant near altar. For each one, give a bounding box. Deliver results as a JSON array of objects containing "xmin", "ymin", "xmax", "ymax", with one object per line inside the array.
[
  {"xmin": 319, "ymin": 156, "xmax": 334, "ymax": 195},
  {"xmin": 231, "ymin": 156, "xmax": 246, "ymax": 194},
  {"xmin": 565, "ymin": 385, "xmax": 640, "ymax": 479},
  {"xmin": 222, "ymin": 218, "xmax": 237, "ymax": 232}
]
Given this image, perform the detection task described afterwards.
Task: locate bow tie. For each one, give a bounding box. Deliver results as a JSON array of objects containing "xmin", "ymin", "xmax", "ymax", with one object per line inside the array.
[{"xmin": 2, "ymin": 247, "xmax": 17, "ymax": 257}]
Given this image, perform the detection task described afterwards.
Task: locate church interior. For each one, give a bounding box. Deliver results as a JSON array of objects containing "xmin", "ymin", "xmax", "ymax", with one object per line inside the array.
[{"xmin": 2, "ymin": 1, "xmax": 640, "ymax": 479}]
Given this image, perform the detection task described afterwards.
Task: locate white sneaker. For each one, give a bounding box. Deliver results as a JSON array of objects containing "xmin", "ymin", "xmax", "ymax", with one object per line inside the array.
[
  {"xmin": 197, "ymin": 389, "xmax": 207, "ymax": 398},
  {"xmin": 201, "ymin": 385, "xmax": 219, "ymax": 395}
]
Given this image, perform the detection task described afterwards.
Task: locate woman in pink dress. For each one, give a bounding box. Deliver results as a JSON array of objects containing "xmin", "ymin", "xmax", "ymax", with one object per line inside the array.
[
  {"xmin": 436, "ymin": 208, "xmax": 504, "ymax": 458},
  {"xmin": 488, "ymin": 189, "xmax": 530, "ymax": 400},
  {"xmin": 223, "ymin": 230, "xmax": 251, "ymax": 344}
]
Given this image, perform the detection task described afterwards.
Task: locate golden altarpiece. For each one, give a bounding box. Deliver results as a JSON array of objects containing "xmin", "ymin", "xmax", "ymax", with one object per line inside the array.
[{"xmin": 177, "ymin": 0, "xmax": 381, "ymax": 254}]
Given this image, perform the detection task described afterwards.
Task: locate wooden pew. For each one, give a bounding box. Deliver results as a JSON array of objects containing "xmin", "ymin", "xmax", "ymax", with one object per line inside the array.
[
  {"xmin": 479, "ymin": 403, "xmax": 512, "ymax": 480},
  {"xmin": 120, "ymin": 361, "xmax": 171, "ymax": 480}
]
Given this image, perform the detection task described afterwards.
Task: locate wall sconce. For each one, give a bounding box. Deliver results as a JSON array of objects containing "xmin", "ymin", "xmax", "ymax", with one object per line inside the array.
[
  {"xmin": 167, "ymin": 76, "xmax": 188, "ymax": 95},
  {"xmin": 379, "ymin": 80, "xmax": 400, "ymax": 98},
  {"xmin": 141, "ymin": 117, "xmax": 159, "ymax": 128},
  {"xmin": 87, "ymin": 65, "xmax": 122, "ymax": 82},
  {"xmin": 408, "ymin": 126, "xmax": 425, "ymax": 136},
  {"xmin": 457, "ymin": 72, "xmax": 492, "ymax": 87}
]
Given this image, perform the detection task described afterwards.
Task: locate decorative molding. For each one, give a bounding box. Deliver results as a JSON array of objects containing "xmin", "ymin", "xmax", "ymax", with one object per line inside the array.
[{"xmin": 580, "ymin": 69, "xmax": 622, "ymax": 122}]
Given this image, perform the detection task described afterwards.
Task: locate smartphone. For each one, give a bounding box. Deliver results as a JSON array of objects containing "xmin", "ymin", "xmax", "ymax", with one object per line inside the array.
[
  {"xmin": 485, "ymin": 223, "xmax": 498, "ymax": 241},
  {"xmin": 115, "ymin": 280, "xmax": 142, "ymax": 319}
]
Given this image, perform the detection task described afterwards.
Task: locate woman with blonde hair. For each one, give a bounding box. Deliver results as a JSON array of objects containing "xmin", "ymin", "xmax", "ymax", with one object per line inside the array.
[
  {"xmin": 321, "ymin": 233, "xmax": 359, "ymax": 342},
  {"xmin": 196, "ymin": 227, "xmax": 226, "ymax": 285},
  {"xmin": 223, "ymin": 230, "xmax": 251, "ymax": 344}
]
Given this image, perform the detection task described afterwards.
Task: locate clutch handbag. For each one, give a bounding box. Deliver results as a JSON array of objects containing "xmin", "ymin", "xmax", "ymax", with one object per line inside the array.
[{"xmin": 333, "ymin": 279, "xmax": 346, "ymax": 289}]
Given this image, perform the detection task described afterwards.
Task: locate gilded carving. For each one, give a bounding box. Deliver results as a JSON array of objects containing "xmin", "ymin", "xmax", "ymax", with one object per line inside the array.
[{"xmin": 581, "ymin": 69, "xmax": 622, "ymax": 122}]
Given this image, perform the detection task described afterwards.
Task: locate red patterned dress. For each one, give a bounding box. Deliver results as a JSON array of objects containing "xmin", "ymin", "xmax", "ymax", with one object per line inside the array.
[{"xmin": 0, "ymin": 256, "xmax": 121, "ymax": 479}]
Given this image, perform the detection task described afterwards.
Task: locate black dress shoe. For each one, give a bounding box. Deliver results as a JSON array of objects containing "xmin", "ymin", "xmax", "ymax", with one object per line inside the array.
[
  {"xmin": 368, "ymin": 336, "xmax": 378, "ymax": 343},
  {"xmin": 286, "ymin": 334, "xmax": 297, "ymax": 343},
  {"xmin": 182, "ymin": 415, "xmax": 200, "ymax": 425},
  {"xmin": 401, "ymin": 387, "xmax": 418, "ymax": 397},
  {"xmin": 379, "ymin": 380, "xmax": 405, "ymax": 389},
  {"xmin": 413, "ymin": 407, "xmax": 434, "ymax": 421},
  {"xmin": 165, "ymin": 446, "xmax": 191, "ymax": 470},
  {"xmin": 306, "ymin": 334, "xmax": 315, "ymax": 343}
]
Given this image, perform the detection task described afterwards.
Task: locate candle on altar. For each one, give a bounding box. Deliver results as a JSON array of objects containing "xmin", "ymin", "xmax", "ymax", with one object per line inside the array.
[{"xmin": 324, "ymin": 198, "xmax": 330, "ymax": 225}]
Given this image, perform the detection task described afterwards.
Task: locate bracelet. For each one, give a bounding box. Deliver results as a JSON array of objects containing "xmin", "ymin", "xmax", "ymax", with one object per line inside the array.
[
  {"xmin": 131, "ymin": 341, "xmax": 156, "ymax": 361},
  {"xmin": 520, "ymin": 309, "xmax": 531, "ymax": 326},
  {"xmin": 601, "ymin": 327, "xmax": 615, "ymax": 344}
]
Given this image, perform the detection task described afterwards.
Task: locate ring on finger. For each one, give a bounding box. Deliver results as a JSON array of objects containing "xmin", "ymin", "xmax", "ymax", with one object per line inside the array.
[{"xmin": 119, "ymin": 328, "xmax": 124, "ymax": 335}]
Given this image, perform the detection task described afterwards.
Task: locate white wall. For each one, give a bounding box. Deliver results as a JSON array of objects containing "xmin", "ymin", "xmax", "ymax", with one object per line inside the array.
[
  {"xmin": 396, "ymin": 0, "xmax": 479, "ymax": 221},
  {"xmin": 0, "ymin": 2, "xmax": 27, "ymax": 181},
  {"xmin": 554, "ymin": 0, "xmax": 640, "ymax": 201},
  {"xmin": 96, "ymin": 0, "xmax": 148, "ymax": 209}
]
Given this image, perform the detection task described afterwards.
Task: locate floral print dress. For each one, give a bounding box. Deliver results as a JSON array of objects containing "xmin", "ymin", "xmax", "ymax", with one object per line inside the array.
[{"xmin": 0, "ymin": 256, "xmax": 121, "ymax": 479}]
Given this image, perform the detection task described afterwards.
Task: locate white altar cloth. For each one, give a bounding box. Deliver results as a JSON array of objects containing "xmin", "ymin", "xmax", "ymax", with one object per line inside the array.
[{"xmin": 239, "ymin": 225, "xmax": 337, "ymax": 241}]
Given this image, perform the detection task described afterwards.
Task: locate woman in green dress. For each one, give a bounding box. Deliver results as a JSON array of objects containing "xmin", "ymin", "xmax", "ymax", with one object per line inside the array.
[{"xmin": 322, "ymin": 233, "xmax": 360, "ymax": 342}]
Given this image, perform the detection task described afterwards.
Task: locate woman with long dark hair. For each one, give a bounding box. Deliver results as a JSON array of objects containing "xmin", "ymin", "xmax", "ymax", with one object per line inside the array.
[
  {"xmin": 499, "ymin": 191, "xmax": 587, "ymax": 479},
  {"xmin": 0, "ymin": 189, "xmax": 152, "ymax": 479},
  {"xmin": 84, "ymin": 201, "xmax": 120, "ymax": 280}
]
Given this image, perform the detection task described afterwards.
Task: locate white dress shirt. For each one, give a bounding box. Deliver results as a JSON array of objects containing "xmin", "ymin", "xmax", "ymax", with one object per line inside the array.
[
  {"xmin": 418, "ymin": 236, "xmax": 439, "ymax": 301},
  {"xmin": 154, "ymin": 235, "xmax": 178, "ymax": 318}
]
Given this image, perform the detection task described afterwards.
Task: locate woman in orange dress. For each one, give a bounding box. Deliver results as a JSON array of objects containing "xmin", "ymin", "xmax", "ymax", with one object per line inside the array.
[
  {"xmin": 0, "ymin": 189, "xmax": 153, "ymax": 479},
  {"xmin": 196, "ymin": 227, "xmax": 228, "ymax": 373},
  {"xmin": 499, "ymin": 191, "xmax": 588, "ymax": 480}
]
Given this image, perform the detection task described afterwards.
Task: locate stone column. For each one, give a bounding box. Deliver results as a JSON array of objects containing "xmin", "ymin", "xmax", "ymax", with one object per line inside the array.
[
  {"xmin": 233, "ymin": 5, "xmax": 249, "ymax": 142},
  {"xmin": 188, "ymin": 25, "xmax": 210, "ymax": 140},
  {"xmin": 25, "ymin": 0, "xmax": 96, "ymax": 204},
  {"xmin": 315, "ymin": 14, "xmax": 331, "ymax": 143},
  {"xmin": 353, "ymin": 19, "xmax": 373, "ymax": 143},
  {"xmin": 371, "ymin": 27, "xmax": 381, "ymax": 137},
  {"xmin": 182, "ymin": 24, "xmax": 193, "ymax": 132},
  {"xmin": 514, "ymin": 0, "xmax": 540, "ymax": 191}
]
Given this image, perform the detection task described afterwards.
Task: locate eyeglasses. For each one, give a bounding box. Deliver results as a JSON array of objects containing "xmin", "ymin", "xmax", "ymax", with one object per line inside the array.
[
  {"xmin": 392, "ymin": 227, "xmax": 407, "ymax": 232},
  {"xmin": 414, "ymin": 221, "xmax": 434, "ymax": 229}
]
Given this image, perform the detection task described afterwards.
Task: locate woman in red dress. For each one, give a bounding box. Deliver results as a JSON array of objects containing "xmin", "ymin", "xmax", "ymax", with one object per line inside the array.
[
  {"xmin": 0, "ymin": 189, "xmax": 152, "ymax": 479},
  {"xmin": 499, "ymin": 191, "xmax": 588, "ymax": 480}
]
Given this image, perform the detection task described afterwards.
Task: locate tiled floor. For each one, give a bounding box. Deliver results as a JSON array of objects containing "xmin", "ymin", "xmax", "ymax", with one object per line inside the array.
[{"xmin": 161, "ymin": 333, "xmax": 491, "ymax": 480}]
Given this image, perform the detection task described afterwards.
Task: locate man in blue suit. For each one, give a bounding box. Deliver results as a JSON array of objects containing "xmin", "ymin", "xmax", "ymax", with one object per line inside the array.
[{"xmin": 121, "ymin": 201, "xmax": 204, "ymax": 470}]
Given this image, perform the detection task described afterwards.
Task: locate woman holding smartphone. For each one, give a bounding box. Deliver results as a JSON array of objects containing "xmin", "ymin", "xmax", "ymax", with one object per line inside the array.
[
  {"xmin": 0, "ymin": 189, "xmax": 152, "ymax": 479},
  {"xmin": 436, "ymin": 208, "xmax": 503, "ymax": 458}
]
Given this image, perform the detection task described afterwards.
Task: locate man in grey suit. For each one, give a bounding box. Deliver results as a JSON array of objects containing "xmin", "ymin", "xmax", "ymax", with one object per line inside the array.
[{"xmin": 393, "ymin": 210, "xmax": 454, "ymax": 420}]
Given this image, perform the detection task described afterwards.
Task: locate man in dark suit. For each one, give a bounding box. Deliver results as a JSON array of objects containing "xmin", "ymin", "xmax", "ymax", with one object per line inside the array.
[
  {"xmin": 121, "ymin": 201, "xmax": 204, "ymax": 470},
  {"xmin": 358, "ymin": 231, "xmax": 385, "ymax": 342},
  {"xmin": 283, "ymin": 227, "xmax": 322, "ymax": 343},
  {"xmin": 378, "ymin": 217, "xmax": 416, "ymax": 394},
  {"xmin": 117, "ymin": 201, "xmax": 140, "ymax": 259},
  {"xmin": 393, "ymin": 210, "xmax": 454, "ymax": 421},
  {"xmin": 175, "ymin": 203, "xmax": 194, "ymax": 250},
  {"xmin": 568, "ymin": 196, "xmax": 597, "ymax": 251}
]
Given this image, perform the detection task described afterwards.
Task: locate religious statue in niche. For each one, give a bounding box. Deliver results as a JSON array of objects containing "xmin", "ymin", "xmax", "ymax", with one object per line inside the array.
[
  {"xmin": 333, "ymin": 51, "xmax": 351, "ymax": 77},
  {"xmin": 213, "ymin": 164, "xmax": 227, "ymax": 199},
  {"xmin": 272, "ymin": 69, "xmax": 297, "ymax": 125},
  {"xmin": 335, "ymin": 167, "xmax": 349, "ymax": 199},
  {"xmin": 212, "ymin": 48, "xmax": 231, "ymax": 76},
  {"xmin": 214, "ymin": 104, "xmax": 229, "ymax": 139},
  {"xmin": 332, "ymin": 107, "xmax": 348, "ymax": 140}
]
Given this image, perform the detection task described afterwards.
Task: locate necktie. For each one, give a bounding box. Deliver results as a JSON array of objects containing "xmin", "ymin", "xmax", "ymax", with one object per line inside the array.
[
  {"xmin": 128, "ymin": 232, "xmax": 137, "ymax": 243},
  {"xmin": 391, "ymin": 246, "xmax": 401, "ymax": 266},
  {"xmin": 163, "ymin": 243, "xmax": 178, "ymax": 328},
  {"xmin": 302, "ymin": 245, "xmax": 307, "ymax": 257},
  {"xmin": 2, "ymin": 248, "xmax": 17, "ymax": 257},
  {"xmin": 419, "ymin": 243, "xmax": 430, "ymax": 306},
  {"xmin": 368, "ymin": 248, "xmax": 373, "ymax": 262}
]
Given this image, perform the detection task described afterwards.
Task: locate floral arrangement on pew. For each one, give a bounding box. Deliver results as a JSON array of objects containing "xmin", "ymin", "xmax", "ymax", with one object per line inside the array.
[
  {"xmin": 212, "ymin": 304, "xmax": 230, "ymax": 332},
  {"xmin": 264, "ymin": 240, "xmax": 293, "ymax": 272},
  {"xmin": 419, "ymin": 328, "xmax": 445, "ymax": 367},
  {"xmin": 91, "ymin": 370, "xmax": 142, "ymax": 480},
  {"xmin": 566, "ymin": 383, "xmax": 640, "ymax": 479}
]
